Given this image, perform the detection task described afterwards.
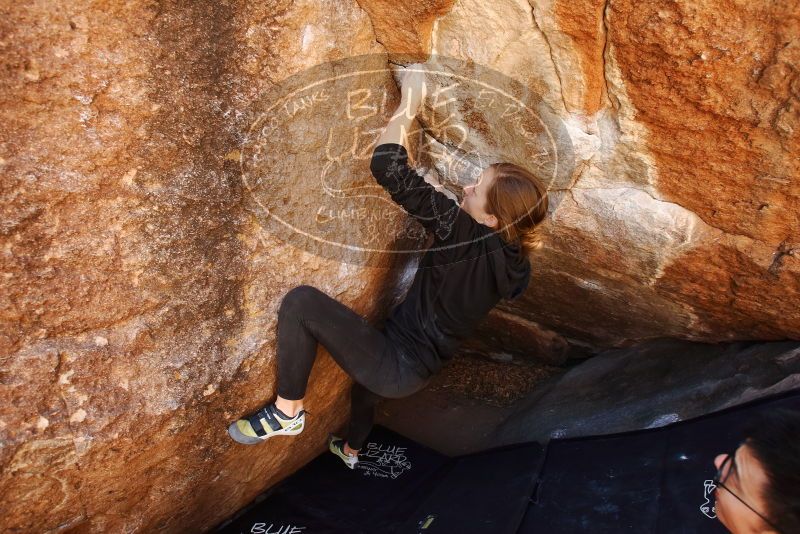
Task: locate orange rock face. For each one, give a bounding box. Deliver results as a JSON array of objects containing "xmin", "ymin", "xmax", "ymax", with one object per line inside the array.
[
  {"xmin": 356, "ymin": 0, "xmax": 457, "ymax": 61},
  {"xmin": 1, "ymin": 1, "xmax": 384, "ymax": 532},
  {"xmin": 606, "ymin": 0, "xmax": 800, "ymax": 341},
  {"xmin": 1, "ymin": 0, "xmax": 798, "ymax": 531}
]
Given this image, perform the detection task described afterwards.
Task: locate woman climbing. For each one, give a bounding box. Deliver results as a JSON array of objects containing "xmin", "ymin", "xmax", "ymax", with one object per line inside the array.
[{"xmin": 228, "ymin": 66, "xmax": 549, "ymax": 469}]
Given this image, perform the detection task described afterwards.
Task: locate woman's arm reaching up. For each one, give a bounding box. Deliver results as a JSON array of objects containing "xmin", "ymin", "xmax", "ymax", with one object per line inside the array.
[
  {"xmin": 370, "ymin": 66, "xmax": 462, "ymax": 241},
  {"xmin": 375, "ymin": 66, "xmax": 426, "ymax": 150}
]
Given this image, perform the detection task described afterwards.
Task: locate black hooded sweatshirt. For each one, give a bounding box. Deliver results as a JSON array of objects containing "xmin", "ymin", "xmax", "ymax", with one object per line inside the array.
[{"xmin": 370, "ymin": 143, "xmax": 531, "ymax": 376}]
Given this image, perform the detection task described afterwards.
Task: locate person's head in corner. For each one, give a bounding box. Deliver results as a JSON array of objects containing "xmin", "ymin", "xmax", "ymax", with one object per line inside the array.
[
  {"xmin": 459, "ymin": 162, "xmax": 548, "ymax": 256},
  {"xmin": 713, "ymin": 408, "xmax": 800, "ymax": 534}
]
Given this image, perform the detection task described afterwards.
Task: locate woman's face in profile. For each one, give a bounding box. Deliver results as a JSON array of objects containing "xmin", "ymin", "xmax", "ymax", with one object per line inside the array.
[{"xmin": 460, "ymin": 166, "xmax": 496, "ymax": 227}]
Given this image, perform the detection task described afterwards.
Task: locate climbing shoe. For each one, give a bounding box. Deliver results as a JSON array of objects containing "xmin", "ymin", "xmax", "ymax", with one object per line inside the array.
[
  {"xmin": 227, "ymin": 402, "xmax": 305, "ymax": 445},
  {"xmin": 328, "ymin": 434, "xmax": 359, "ymax": 470}
]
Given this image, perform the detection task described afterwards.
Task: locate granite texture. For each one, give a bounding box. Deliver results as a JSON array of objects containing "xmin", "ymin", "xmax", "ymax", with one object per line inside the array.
[{"xmin": 1, "ymin": 0, "xmax": 798, "ymax": 531}]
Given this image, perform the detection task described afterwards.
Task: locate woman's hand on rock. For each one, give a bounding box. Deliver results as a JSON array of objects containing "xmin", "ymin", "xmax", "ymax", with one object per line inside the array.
[{"xmin": 397, "ymin": 63, "xmax": 427, "ymax": 114}]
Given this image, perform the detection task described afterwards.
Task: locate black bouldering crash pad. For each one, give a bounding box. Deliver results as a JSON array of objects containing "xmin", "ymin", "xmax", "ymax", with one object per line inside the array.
[{"xmin": 215, "ymin": 388, "xmax": 800, "ymax": 533}]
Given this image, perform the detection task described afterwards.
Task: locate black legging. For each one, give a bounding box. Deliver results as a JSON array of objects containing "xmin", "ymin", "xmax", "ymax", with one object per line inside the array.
[{"xmin": 276, "ymin": 285, "xmax": 431, "ymax": 450}]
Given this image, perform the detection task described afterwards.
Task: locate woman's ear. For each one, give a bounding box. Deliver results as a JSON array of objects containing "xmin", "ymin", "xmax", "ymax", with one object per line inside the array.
[{"xmin": 484, "ymin": 214, "xmax": 499, "ymax": 229}]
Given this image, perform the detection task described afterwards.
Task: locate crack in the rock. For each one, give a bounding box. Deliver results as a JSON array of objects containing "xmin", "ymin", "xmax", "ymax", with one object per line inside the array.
[
  {"xmin": 600, "ymin": 0, "xmax": 615, "ymax": 109},
  {"xmin": 50, "ymin": 349, "xmax": 92, "ymax": 527},
  {"xmin": 768, "ymin": 239, "xmax": 797, "ymax": 276},
  {"xmin": 353, "ymin": 0, "xmax": 394, "ymax": 60},
  {"xmin": 530, "ymin": 3, "xmax": 567, "ymax": 112}
]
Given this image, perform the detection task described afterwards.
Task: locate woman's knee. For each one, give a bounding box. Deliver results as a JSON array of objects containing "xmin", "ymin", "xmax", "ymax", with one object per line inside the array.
[{"xmin": 279, "ymin": 284, "xmax": 323, "ymax": 317}]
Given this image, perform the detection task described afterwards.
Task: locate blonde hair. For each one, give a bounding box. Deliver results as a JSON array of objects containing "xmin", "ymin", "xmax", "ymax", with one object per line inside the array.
[{"xmin": 485, "ymin": 162, "xmax": 549, "ymax": 257}]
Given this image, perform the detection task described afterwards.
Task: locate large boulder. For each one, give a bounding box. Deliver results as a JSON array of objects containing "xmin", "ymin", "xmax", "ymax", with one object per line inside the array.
[
  {"xmin": 1, "ymin": 1, "xmax": 385, "ymax": 532},
  {"xmin": 376, "ymin": 339, "xmax": 800, "ymax": 454},
  {"xmin": 495, "ymin": 338, "xmax": 800, "ymax": 444},
  {"xmin": 1, "ymin": 0, "xmax": 797, "ymax": 532}
]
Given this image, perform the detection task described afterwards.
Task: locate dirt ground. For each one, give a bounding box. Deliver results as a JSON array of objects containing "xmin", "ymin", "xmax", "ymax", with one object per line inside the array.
[
  {"xmin": 374, "ymin": 352, "xmax": 565, "ymax": 455},
  {"xmin": 425, "ymin": 351, "xmax": 562, "ymax": 407}
]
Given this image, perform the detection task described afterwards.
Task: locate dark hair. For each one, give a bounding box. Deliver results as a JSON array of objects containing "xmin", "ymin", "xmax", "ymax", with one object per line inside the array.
[
  {"xmin": 485, "ymin": 162, "xmax": 549, "ymax": 257},
  {"xmin": 744, "ymin": 408, "xmax": 800, "ymax": 533}
]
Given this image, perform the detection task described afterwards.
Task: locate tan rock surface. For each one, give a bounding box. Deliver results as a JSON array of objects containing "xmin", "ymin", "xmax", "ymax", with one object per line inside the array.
[
  {"xmin": 1, "ymin": 0, "xmax": 798, "ymax": 531},
  {"xmin": 1, "ymin": 1, "xmax": 385, "ymax": 532}
]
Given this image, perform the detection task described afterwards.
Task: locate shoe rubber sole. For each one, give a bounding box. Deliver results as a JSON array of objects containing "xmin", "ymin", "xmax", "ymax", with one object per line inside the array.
[
  {"xmin": 328, "ymin": 434, "xmax": 359, "ymax": 469},
  {"xmin": 227, "ymin": 415, "xmax": 304, "ymax": 445}
]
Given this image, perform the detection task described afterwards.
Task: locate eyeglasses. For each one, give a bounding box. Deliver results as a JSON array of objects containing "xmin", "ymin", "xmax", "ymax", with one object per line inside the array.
[{"xmin": 713, "ymin": 447, "xmax": 781, "ymax": 533}]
